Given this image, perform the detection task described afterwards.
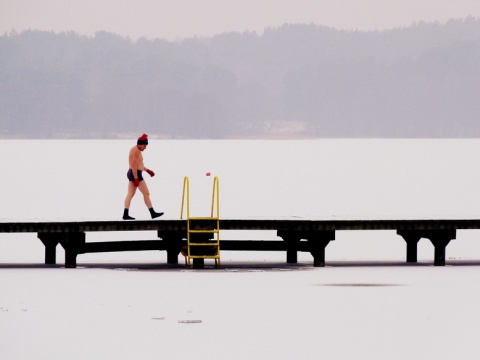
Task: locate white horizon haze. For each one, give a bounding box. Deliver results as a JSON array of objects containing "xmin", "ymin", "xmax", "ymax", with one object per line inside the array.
[{"xmin": 2, "ymin": 0, "xmax": 480, "ymax": 41}]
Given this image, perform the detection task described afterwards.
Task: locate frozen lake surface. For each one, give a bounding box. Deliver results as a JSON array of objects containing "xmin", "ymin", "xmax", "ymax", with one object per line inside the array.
[
  {"xmin": 1, "ymin": 139, "xmax": 480, "ymax": 359},
  {"xmin": 2, "ymin": 261, "xmax": 480, "ymax": 360}
]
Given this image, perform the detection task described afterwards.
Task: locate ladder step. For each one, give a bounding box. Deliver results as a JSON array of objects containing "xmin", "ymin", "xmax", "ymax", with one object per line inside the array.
[
  {"xmin": 189, "ymin": 230, "xmax": 219, "ymax": 234},
  {"xmin": 189, "ymin": 243, "xmax": 220, "ymax": 246},
  {"xmin": 189, "ymin": 255, "xmax": 220, "ymax": 259}
]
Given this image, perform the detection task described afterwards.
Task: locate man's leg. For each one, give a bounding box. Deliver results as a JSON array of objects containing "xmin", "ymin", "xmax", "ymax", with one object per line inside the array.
[
  {"xmin": 123, "ymin": 182, "xmax": 137, "ymax": 220},
  {"xmin": 138, "ymin": 181, "xmax": 153, "ymax": 208},
  {"xmin": 138, "ymin": 181, "xmax": 163, "ymax": 218}
]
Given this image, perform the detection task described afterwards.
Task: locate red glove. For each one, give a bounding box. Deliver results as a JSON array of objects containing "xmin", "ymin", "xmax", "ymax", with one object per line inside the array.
[
  {"xmin": 146, "ymin": 169, "xmax": 155, "ymax": 177},
  {"xmin": 134, "ymin": 178, "xmax": 140, "ymax": 187}
]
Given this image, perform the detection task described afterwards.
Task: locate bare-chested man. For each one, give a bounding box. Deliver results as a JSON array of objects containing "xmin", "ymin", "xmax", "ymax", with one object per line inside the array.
[{"xmin": 123, "ymin": 134, "xmax": 163, "ymax": 220}]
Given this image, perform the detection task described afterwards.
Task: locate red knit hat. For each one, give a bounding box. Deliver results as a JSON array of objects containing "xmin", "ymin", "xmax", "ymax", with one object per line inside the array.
[{"xmin": 137, "ymin": 134, "xmax": 148, "ymax": 145}]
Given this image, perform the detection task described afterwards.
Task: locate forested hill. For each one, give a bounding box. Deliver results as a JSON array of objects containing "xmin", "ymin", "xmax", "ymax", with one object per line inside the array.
[{"xmin": 1, "ymin": 18, "xmax": 480, "ymax": 138}]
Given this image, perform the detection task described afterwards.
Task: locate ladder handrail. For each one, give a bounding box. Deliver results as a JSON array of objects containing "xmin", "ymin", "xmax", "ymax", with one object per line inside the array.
[
  {"xmin": 211, "ymin": 176, "xmax": 220, "ymax": 218},
  {"xmin": 181, "ymin": 176, "xmax": 220, "ymax": 220},
  {"xmin": 180, "ymin": 176, "xmax": 190, "ymax": 219}
]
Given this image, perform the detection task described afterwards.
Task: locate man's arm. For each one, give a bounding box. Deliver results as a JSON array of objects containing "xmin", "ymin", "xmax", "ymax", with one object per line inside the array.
[
  {"xmin": 130, "ymin": 149, "xmax": 140, "ymax": 178},
  {"xmin": 145, "ymin": 167, "xmax": 155, "ymax": 177}
]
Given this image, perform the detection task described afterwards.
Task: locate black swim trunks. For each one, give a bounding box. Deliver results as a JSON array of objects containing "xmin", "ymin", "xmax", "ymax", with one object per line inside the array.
[{"xmin": 127, "ymin": 169, "xmax": 144, "ymax": 182}]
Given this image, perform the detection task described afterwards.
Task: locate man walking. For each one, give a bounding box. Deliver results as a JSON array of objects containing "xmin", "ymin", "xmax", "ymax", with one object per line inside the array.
[{"xmin": 123, "ymin": 134, "xmax": 164, "ymax": 220}]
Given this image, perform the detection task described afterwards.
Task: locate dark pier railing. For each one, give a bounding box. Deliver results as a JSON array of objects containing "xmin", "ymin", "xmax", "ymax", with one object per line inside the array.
[{"xmin": 1, "ymin": 218, "xmax": 480, "ymax": 268}]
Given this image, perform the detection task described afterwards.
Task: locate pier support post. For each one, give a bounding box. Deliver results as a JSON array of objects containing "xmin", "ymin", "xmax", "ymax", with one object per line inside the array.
[
  {"xmin": 158, "ymin": 230, "xmax": 186, "ymax": 264},
  {"xmin": 307, "ymin": 231, "xmax": 335, "ymax": 267},
  {"xmin": 277, "ymin": 231, "xmax": 301, "ymax": 263},
  {"xmin": 278, "ymin": 230, "xmax": 335, "ymax": 267},
  {"xmin": 60, "ymin": 233, "xmax": 86, "ymax": 268},
  {"xmin": 38, "ymin": 233, "xmax": 85, "ymax": 268},
  {"xmin": 397, "ymin": 230, "xmax": 456, "ymax": 266},
  {"xmin": 427, "ymin": 230, "xmax": 456, "ymax": 266},
  {"xmin": 192, "ymin": 258, "xmax": 205, "ymax": 268},
  {"xmin": 38, "ymin": 233, "xmax": 60, "ymax": 264},
  {"xmin": 397, "ymin": 231, "xmax": 421, "ymax": 263}
]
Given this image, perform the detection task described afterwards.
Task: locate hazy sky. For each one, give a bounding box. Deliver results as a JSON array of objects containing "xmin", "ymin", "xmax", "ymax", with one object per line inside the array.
[{"xmin": 2, "ymin": 0, "xmax": 480, "ymax": 40}]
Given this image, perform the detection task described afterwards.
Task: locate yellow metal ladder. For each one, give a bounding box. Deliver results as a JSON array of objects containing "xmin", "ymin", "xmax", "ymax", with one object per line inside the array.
[{"xmin": 180, "ymin": 176, "xmax": 220, "ymax": 268}]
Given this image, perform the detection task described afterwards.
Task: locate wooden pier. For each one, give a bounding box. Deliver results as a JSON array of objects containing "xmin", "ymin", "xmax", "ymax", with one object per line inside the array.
[{"xmin": 1, "ymin": 218, "xmax": 480, "ymax": 268}]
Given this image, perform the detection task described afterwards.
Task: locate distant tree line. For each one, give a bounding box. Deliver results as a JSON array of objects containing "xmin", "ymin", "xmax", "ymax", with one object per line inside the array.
[{"xmin": 1, "ymin": 18, "xmax": 480, "ymax": 138}]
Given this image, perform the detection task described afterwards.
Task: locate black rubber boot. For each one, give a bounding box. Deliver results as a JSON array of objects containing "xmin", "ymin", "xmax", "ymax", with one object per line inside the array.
[
  {"xmin": 149, "ymin": 208, "xmax": 164, "ymax": 219},
  {"xmin": 123, "ymin": 208, "xmax": 135, "ymax": 220}
]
